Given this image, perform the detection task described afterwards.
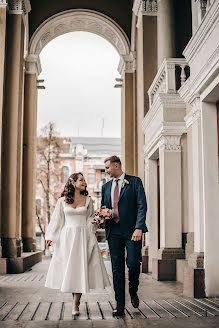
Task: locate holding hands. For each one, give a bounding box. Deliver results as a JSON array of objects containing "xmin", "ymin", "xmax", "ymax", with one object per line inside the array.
[{"xmin": 91, "ymin": 207, "xmax": 112, "ymax": 225}]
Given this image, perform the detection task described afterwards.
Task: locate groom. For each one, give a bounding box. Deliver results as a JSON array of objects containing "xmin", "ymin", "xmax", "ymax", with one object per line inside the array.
[{"xmin": 101, "ymin": 155, "xmax": 147, "ymax": 316}]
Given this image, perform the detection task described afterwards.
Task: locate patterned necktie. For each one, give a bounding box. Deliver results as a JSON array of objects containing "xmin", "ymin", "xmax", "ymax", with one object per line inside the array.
[{"xmin": 113, "ymin": 179, "xmax": 120, "ymax": 223}]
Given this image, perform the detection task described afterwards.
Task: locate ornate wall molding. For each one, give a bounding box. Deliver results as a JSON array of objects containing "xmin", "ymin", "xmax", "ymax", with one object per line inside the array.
[
  {"xmin": 25, "ymin": 54, "xmax": 41, "ymax": 76},
  {"xmin": 118, "ymin": 52, "xmax": 136, "ymax": 75},
  {"xmin": 159, "ymin": 135, "xmax": 181, "ymax": 152},
  {"xmin": 183, "ymin": 0, "xmax": 219, "ymax": 63},
  {"xmin": 8, "ymin": 0, "xmax": 31, "ymax": 14},
  {"xmin": 29, "ymin": 9, "xmax": 130, "ymax": 62},
  {"xmin": 184, "ymin": 97, "xmax": 201, "ymax": 128},
  {"xmin": 0, "ymin": 0, "xmax": 7, "ymax": 8}
]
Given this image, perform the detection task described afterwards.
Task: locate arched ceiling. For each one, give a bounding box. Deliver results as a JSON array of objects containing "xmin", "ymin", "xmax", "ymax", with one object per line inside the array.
[{"xmin": 29, "ymin": 0, "xmax": 133, "ymax": 41}]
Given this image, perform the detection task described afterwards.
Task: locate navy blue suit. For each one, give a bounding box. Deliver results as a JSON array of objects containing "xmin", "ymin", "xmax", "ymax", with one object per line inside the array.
[{"xmin": 101, "ymin": 174, "xmax": 147, "ymax": 306}]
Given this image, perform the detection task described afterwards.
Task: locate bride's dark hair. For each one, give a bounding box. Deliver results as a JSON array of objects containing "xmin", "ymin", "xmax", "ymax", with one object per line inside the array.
[{"xmin": 61, "ymin": 172, "xmax": 88, "ymax": 204}]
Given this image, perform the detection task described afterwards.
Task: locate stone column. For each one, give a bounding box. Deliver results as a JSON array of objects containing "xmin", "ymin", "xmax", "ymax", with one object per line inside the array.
[
  {"xmin": 157, "ymin": 0, "xmax": 176, "ymax": 67},
  {"xmin": 185, "ymin": 98, "xmax": 204, "ymax": 266},
  {"xmin": 145, "ymin": 156, "xmax": 158, "ymax": 272},
  {"xmin": 183, "ymin": 97, "xmax": 205, "ymax": 297},
  {"xmin": 136, "ymin": 14, "xmax": 157, "ymax": 181},
  {"xmin": 120, "ymin": 56, "xmax": 136, "ymax": 175},
  {"xmin": 1, "ymin": 5, "xmax": 25, "ymax": 258},
  {"xmin": 22, "ymin": 55, "xmax": 41, "ymax": 252},
  {"xmin": 201, "ymin": 101, "xmax": 219, "ymax": 297},
  {"xmin": 0, "ymin": 0, "xmax": 7, "ymax": 258},
  {"xmin": 152, "ymin": 135, "xmax": 184, "ymax": 280}
]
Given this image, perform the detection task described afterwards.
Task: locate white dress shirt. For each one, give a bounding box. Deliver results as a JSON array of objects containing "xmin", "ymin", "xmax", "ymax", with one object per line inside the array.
[{"xmin": 111, "ymin": 172, "xmax": 125, "ymax": 213}]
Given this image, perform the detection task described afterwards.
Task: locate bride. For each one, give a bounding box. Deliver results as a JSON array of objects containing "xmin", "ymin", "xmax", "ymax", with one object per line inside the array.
[{"xmin": 45, "ymin": 172, "xmax": 110, "ymax": 316}]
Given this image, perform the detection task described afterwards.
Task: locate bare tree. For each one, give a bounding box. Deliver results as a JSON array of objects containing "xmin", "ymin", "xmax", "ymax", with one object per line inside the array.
[{"xmin": 37, "ymin": 122, "xmax": 62, "ymax": 235}]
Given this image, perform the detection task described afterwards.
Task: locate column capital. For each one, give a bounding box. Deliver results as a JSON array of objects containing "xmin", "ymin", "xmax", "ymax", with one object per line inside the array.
[
  {"xmin": 184, "ymin": 97, "xmax": 201, "ymax": 128},
  {"xmin": 0, "ymin": 0, "xmax": 7, "ymax": 8},
  {"xmin": 118, "ymin": 52, "xmax": 136, "ymax": 76},
  {"xmin": 159, "ymin": 135, "xmax": 181, "ymax": 152},
  {"xmin": 25, "ymin": 54, "xmax": 42, "ymax": 76},
  {"xmin": 8, "ymin": 0, "xmax": 31, "ymax": 14}
]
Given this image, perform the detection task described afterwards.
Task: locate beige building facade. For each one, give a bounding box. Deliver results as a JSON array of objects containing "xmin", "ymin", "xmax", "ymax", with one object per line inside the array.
[{"xmin": 0, "ymin": 0, "xmax": 219, "ymax": 298}]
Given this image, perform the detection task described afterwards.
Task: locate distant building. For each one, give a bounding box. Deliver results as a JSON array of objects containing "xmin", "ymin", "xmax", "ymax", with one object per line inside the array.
[{"xmin": 35, "ymin": 137, "xmax": 120, "ymax": 249}]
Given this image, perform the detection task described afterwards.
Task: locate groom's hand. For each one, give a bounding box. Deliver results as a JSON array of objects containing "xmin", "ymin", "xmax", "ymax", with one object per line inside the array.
[
  {"xmin": 91, "ymin": 217, "xmax": 99, "ymax": 224},
  {"xmin": 131, "ymin": 229, "xmax": 142, "ymax": 242}
]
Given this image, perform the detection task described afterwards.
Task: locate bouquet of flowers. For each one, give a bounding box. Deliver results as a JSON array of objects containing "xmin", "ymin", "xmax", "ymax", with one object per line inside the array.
[{"xmin": 94, "ymin": 206, "xmax": 112, "ymax": 228}]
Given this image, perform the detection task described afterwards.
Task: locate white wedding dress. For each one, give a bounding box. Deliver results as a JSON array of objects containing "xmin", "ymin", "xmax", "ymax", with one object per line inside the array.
[{"xmin": 45, "ymin": 196, "xmax": 110, "ymax": 293}]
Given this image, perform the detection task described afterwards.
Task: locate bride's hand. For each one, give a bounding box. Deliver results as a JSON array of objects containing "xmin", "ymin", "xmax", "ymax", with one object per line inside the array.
[
  {"xmin": 91, "ymin": 217, "xmax": 99, "ymax": 224},
  {"xmin": 46, "ymin": 240, "xmax": 52, "ymax": 247}
]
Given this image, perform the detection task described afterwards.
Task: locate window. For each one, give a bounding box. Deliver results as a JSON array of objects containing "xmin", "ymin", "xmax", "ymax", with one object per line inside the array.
[
  {"xmin": 88, "ymin": 168, "xmax": 96, "ymax": 185},
  {"xmin": 61, "ymin": 166, "xmax": 69, "ymax": 183},
  {"xmin": 101, "ymin": 170, "xmax": 107, "ymax": 184},
  {"xmin": 36, "ymin": 198, "xmax": 42, "ymax": 216}
]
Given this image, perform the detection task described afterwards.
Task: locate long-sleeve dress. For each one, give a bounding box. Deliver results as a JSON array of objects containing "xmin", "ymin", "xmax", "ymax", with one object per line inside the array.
[{"xmin": 45, "ymin": 195, "xmax": 110, "ymax": 293}]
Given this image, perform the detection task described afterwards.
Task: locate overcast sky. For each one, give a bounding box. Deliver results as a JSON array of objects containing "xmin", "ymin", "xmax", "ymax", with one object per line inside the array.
[{"xmin": 37, "ymin": 32, "xmax": 121, "ymax": 138}]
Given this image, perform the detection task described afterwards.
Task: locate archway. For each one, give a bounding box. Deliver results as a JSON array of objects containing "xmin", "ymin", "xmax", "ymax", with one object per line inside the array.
[{"xmin": 28, "ymin": 9, "xmax": 132, "ymax": 75}]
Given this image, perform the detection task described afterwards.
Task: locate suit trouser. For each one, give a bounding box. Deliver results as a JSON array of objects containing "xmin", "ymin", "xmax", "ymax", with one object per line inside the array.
[{"xmin": 108, "ymin": 221, "xmax": 142, "ymax": 306}]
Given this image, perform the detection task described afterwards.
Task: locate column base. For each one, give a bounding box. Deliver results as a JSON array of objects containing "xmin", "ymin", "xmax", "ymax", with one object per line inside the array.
[
  {"xmin": 16, "ymin": 238, "xmax": 23, "ymax": 257},
  {"xmin": 153, "ymin": 248, "xmax": 185, "ymax": 281},
  {"xmin": 183, "ymin": 232, "xmax": 194, "ymax": 259},
  {"xmin": 141, "ymin": 246, "xmax": 149, "ymax": 273},
  {"xmin": 157, "ymin": 247, "xmax": 185, "ymax": 260},
  {"xmin": 183, "ymin": 266, "xmax": 205, "ymax": 298},
  {"xmin": 188, "ymin": 252, "xmax": 204, "ymax": 268},
  {"xmin": 183, "ymin": 252, "xmax": 205, "ymax": 298},
  {"xmin": 22, "ymin": 237, "xmax": 37, "ymax": 252},
  {"xmin": 152, "ymin": 258, "xmax": 176, "ymax": 280},
  {"xmin": 0, "ymin": 251, "xmax": 43, "ymax": 274},
  {"xmin": 1, "ymin": 238, "xmax": 18, "ymax": 258}
]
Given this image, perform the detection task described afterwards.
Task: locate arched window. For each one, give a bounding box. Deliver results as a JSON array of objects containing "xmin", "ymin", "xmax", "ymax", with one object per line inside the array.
[
  {"xmin": 88, "ymin": 168, "xmax": 96, "ymax": 186},
  {"xmin": 61, "ymin": 166, "xmax": 69, "ymax": 183}
]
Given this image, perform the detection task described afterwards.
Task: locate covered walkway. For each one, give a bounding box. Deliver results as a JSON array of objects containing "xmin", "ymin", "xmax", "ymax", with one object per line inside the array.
[{"xmin": 0, "ymin": 257, "xmax": 219, "ymax": 327}]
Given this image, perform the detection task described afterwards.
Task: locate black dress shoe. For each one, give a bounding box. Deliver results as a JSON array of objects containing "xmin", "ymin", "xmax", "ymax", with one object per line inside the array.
[
  {"xmin": 130, "ymin": 293, "xmax": 139, "ymax": 308},
  {"xmin": 112, "ymin": 306, "xmax": 125, "ymax": 317}
]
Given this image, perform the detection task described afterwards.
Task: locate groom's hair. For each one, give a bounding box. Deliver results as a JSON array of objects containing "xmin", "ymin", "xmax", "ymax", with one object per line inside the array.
[{"xmin": 104, "ymin": 155, "xmax": 121, "ymax": 166}]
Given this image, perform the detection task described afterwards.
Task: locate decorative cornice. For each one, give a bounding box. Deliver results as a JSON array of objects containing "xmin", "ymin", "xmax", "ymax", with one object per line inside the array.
[
  {"xmin": 159, "ymin": 135, "xmax": 181, "ymax": 152},
  {"xmin": 7, "ymin": 0, "xmax": 31, "ymax": 14},
  {"xmin": 118, "ymin": 52, "xmax": 136, "ymax": 75},
  {"xmin": 183, "ymin": 0, "xmax": 219, "ymax": 63},
  {"xmin": 133, "ymin": 0, "xmax": 157, "ymax": 28},
  {"xmin": 184, "ymin": 97, "xmax": 201, "ymax": 128},
  {"xmin": 25, "ymin": 54, "xmax": 41, "ymax": 76},
  {"xmin": 0, "ymin": 0, "xmax": 7, "ymax": 8},
  {"xmin": 142, "ymin": 93, "xmax": 186, "ymax": 133},
  {"xmin": 179, "ymin": 46, "xmax": 219, "ymax": 104},
  {"xmin": 29, "ymin": 9, "xmax": 130, "ymax": 61}
]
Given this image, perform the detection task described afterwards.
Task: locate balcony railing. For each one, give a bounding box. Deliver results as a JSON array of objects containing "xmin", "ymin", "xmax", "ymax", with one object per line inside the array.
[
  {"xmin": 195, "ymin": 0, "xmax": 212, "ymax": 21},
  {"xmin": 148, "ymin": 58, "xmax": 190, "ymax": 107}
]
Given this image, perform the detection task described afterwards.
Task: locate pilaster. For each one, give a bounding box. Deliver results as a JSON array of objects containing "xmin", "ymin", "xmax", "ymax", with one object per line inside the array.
[
  {"xmin": 0, "ymin": 0, "xmax": 7, "ymax": 258},
  {"xmin": 1, "ymin": 6, "xmax": 25, "ymax": 258},
  {"xmin": 157, "ymin": 0, "xmax": 176, "ymax": 67},
  {"xmin": 22, "ymin": 55, "xmax": 40, "ymax": 252}
]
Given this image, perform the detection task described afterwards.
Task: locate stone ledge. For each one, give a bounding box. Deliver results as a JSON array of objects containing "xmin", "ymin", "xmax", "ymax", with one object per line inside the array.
[{"xmin": 0, "ymin": 251, "xmax": 43, "ymax": 274}]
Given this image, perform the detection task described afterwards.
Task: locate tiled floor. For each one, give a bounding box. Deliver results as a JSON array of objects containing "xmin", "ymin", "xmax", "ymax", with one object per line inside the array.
[{"xmin": 0, "ymin": 257, "xmax": 219, "ymax": 327}]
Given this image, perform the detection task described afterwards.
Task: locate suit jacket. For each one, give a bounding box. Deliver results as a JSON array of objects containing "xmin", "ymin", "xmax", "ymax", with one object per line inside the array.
[{"xmin": 101, "ymin": 174, "xmax": 147, "ymax": 240}]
